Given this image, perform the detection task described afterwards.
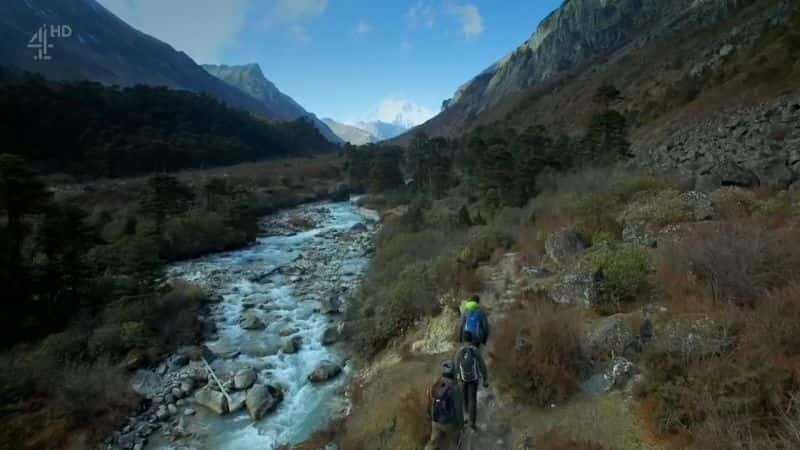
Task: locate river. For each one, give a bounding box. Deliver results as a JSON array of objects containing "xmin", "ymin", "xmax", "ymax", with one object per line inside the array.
[{"xmin": 117, "ymin": 199, "xmax": 376, "ymax": 450}]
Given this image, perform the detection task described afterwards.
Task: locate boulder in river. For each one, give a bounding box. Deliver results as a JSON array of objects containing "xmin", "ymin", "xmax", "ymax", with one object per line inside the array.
[
  {"xmin": 350, "ymin": 222, "xmax": 367, "ymax": 232},
  {"xmin": 228, "ymin": 391, "xmax": 246, "ymax": 413},
  {"xmin": 320, "ymin": 296, "xmax": 340, "ymax": 315},
  {"xmin": 240, "ymin": 313, "xmax": 266, "ymax": 330},
  {"xmin": 308, "ymin": 360, "xmax": 342, "ymax": 383},
  {"xmin": 321, "ymin": 326, "xmax": 340, "ymax": 346},
  {"xmin": 282, "ymin": 336, "xmax": 302, "ymax": 354},
  {"xmin": 234, "ymin": 368, "xmax": 257, "ymax": 391},
  {"xmin": 194, "ymin": 387, "xmax": 228, "ymax": 415},
  {"xmin": 245, "ymin": 384, "xmax": 284, "ymax": 420}
]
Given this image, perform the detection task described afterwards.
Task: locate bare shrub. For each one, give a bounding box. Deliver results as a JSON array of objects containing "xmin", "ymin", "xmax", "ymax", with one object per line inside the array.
[
  {"xmin": 490, "ymin": 299, "xmax": 586, "ymax": 407},
  {"xmin": 656, "ymin": 220, "xmax": 800, "ymax": 307}
]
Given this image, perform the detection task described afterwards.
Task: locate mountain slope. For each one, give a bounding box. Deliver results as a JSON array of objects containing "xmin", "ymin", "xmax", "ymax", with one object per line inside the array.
[
  {"xmin": 406, "ymin": 0, "xmax": 760, "ymax": 140},
  {"xmin": 0, "ymin": 0, "xmax": 276, "ymax": 119},
  {"xmin": 322, "ymin": 119, "xmax": 378, "ymax": 145},
  {"xmin": 203, "ymin": 64, "xmax": 342, "ymax": 144}
]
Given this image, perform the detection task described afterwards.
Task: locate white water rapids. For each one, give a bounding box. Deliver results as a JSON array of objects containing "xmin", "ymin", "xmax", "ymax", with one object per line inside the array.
[{"xmin": 147, "ymin": 199, "xmax": 375, "ymax": 450}]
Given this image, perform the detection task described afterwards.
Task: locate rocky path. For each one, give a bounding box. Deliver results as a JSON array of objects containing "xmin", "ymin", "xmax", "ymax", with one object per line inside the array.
[{"xmin": 108, "ymin": 200, "xmax": 377, "ymax": 450}]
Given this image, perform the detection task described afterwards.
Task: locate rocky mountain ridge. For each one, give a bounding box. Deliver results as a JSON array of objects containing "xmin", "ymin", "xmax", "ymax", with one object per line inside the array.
[{"xmin": 413, "ymin": 0, "xmax": 760, "ymax": 138}]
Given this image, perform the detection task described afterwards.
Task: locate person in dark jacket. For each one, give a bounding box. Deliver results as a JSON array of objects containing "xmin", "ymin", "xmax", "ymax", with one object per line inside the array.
[
  {"xmin": 454, "ymin": 331, "xmax": 489, "ymax": 430},
  {"xmin": 425, "ymin": 360, "xmax": 464, "ymax": 450},
  {"xmin": 458, "ymin": 295, "xmax": 490, "ymax": 347}
]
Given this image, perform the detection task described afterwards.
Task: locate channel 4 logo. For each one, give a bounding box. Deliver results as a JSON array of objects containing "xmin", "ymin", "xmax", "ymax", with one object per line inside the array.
[{"xmin": 28, "ymin": 24, "xmax": 72, "ymax": 61}]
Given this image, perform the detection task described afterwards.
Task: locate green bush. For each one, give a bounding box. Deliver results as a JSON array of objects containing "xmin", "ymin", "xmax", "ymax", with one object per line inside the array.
[
  {"xmin": 589, "ymin": 240, "xmax": 650, "ymax": 311},
  {"xmin": 160, "ymin": 209, "xmax": 248, "ymax": 260}
]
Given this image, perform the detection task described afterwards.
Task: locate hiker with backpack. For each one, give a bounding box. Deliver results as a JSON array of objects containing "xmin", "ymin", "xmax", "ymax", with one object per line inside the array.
[
  {"xmin": 425, "ymin": 360, "xmax": 464, "ymax": 450},
  {"xmin": 455, "ymin": 331, "xmax": 489, "ymax": 430},
  {"xmin": 458, "ymin": 295, "xmax": 489, "ymax": 347}
]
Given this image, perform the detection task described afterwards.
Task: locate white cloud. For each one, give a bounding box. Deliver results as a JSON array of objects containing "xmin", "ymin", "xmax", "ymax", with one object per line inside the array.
[
  {"xmin": 355, "ymin": 20, "xmax": 372, "ymax": 35},
  {"xmin": 368, "ymin": 97, "xmax": 436, "ymax": 128},
  {"xmin": 98, "ymin": 0, "xmax": 249, "ymax": 63},
  {"xmin": 261, "ymin": 0, "xmax": 327, "ymax": 28},
  {"xmin": 406, "ymin": 1, "xmax": 435, "ymax": 30},
  {"xmin": 289, "ymin": 24, "xmax": 312, "ymax": 45},
  {"xmin": 447, "ymin": 3, "xmax": 484, "ymax": 39}
]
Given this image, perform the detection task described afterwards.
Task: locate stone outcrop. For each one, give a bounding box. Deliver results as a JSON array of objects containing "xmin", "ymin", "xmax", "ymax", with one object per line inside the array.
[
  {"xmin": 636, "ymin": 96, "xmax": 800, "ymax": 190},
  {"xmin": 545, "ymin": 229, "xmax": 586, "ymax": 266},
  {"xmin": 550, "ymin": 271, "xmax": 600, "ymax": 307}
]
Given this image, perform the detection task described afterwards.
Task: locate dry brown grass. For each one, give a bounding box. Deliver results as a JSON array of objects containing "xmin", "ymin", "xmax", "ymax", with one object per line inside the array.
[
  {"xmin": 656, "ymin": 219, "xmax": 800, "ymax": 308},
  {"xmin": 490, "ymin": 298, "xmax": 586, "ymax": 407}
]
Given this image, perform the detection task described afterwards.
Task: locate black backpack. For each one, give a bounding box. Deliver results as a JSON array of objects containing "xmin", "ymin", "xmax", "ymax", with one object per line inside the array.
[
  {"xmin": 458, "ymin": 347, "xmax": 479, "ymax": 382},
  {"xmin": 430, "ymin": 379, "xmax": 455, "ymax": 423}
]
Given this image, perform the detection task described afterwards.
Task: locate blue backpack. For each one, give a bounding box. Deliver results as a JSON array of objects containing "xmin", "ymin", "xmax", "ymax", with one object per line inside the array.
[{"xmin": 463, "ymin": 309, "xmax": 483, "ymax": 340}]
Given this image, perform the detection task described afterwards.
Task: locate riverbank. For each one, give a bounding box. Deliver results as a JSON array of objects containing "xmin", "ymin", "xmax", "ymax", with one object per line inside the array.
[
  {"xmin": 0, "ymin": 154, "xmax": 356, "ymax": 450},
  {"xmin": 107, "ymin": 199, "xmax": 378, "ymax": 450}
]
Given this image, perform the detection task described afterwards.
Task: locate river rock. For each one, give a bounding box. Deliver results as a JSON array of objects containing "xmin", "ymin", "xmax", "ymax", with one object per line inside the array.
[
  {"xmin": 308, "ymin": 361, "xmax": 342, "ymax": 383},
  {"xmin": 321, "ymin": 326, "xmax": 340, "ymax": 346},
  {"xmin": 131, "ymin": 369, "xmax": 163, "ymax": 397},
  {"xmin": 545, "ymin": 229, "xmax": 586, "ymax": 266},
  {"xmin": 180, "ymin": 379, "xmax": 195, "ymax": 395},
  {"xmin": 245, "ymin": 384, "xmax": 284, "ymax": 420},
  {"xmin": 282, "ymin": 336, "xmax": 302, "ymax": 354},
  {"xmin": 350, "ymin": 222, "xmax": 367, "ymax": 232},
  {"xmin": 240, "ymin": 313, "xmax": 266, "ymax": 330},
  {"xmin": 228, "ymin": 391, "xmax": 246, "ymax": 413},
  {"xmin": 184, "ymin": 408, "xmax": 196, "ymax": 416},
  {"xmin": 234, "ymin": 368, "xmax": 257, "ymax": 390},
  {"xmin": 320, "ymin": 296, "xmax": 340, "ymax": 314},
  {"xmin": 194, "ymin": 387, "xmax": 228, "ymax": 415}
]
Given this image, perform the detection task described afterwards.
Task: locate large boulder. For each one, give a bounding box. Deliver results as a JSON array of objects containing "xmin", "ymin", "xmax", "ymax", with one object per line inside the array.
[
  {"xmin": 233, "ymin": 368, "xmax": 257, "ymax": 391},
  {"xmin": 715, "ymin": 161, "xmax": 760, "ymax": 187},
  {"xmin": 194, "ymin": 387, "xmax": 228, "ymax": 415},
  {"xmin": 308, "ymin": 361, "xmax": 342, "ymax": 383},
  {"xmin": 584, "ymin": 316, "xmax": 639, "ymax": 364},
  {"xmin": 550, "ymin": 271, "xmax": 600, "ymax": 307},
  {"xmin": 245, "ymin": 384, "xmax": 284, "ymax": 420},
  {"xmin": 240, "ymin": 313, "xmax": 265, "ymax": 330},
  {"xmin": 545, "ymin": 230, "xmax": 586, "ymax": 266}
]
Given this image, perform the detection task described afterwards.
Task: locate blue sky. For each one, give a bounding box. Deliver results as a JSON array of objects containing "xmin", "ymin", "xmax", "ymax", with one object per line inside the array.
[{"xmin": 99, "ymin": 0, "xmax": 563, "ymax": 124}]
